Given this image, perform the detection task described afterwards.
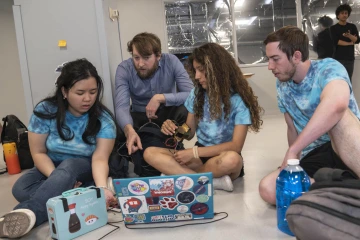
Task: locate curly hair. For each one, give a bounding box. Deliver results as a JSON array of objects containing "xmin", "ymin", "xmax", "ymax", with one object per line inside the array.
[
  {"xmin": 186, "ymin": 43, "xmax": 263, "ymax": 132},
  {"xmin": 336, "ymin": 4, "xmax": 352, "ymax": 20}
]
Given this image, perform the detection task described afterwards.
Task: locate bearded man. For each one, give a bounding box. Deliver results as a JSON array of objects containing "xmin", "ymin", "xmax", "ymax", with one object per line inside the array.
[{"xmin": 115, "ymin": 32, "xmax": 193, "ymax": 155}]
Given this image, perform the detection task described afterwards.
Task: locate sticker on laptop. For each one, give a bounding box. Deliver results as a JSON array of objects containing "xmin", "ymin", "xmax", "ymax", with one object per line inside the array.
[
  {"xmin": 121, "ymin": 187, "xmax": 129, "ymax": 196},
  {"xmin": 146, "ymin": 197, "xmax": 160, "ymax": 205},
  {"xmin": 176, "ymin": 191, "xmax": 195, "ymax": 204},
  {"xmin": 148, "ymin": 205, "xmax": 161, "ymax": 212},
  {"xmin": 151, "ymin": 214, "xmax": 175, "ymax": 222},
  {"xmin": 177, "ymin": 205, "xmax": 189, "ymax": 213},
  {"xmin": 190, "ymin": 203, "xmax": 209, "ymax": 215},
  {"xmin": 197, "ymin": 176, "xmax": 209, "ymax": 185},
  {"xmin": 196, "ymin": 194, "xmax": 209, "ymax": 203},
  {"xmin": 175, "ymin": 176, "xmax": 194, "ymax": 190},
  {"xmin": 174, "ymin": 213, "xmax": 192, "ymax": 221},
  {"xmin": 128, "ymin": 180, "xmax": 149, "ymax": 195},
  {"xmin": 193, "ymin": 184, "xmax": 206, "ymax": 194},
  {"xmin": 119, "ymin": 196, "xmax": 148, "ymax": 214},
  {"xmin": 124, "ymin": 215, "xmax": 135, "ymax": 223},
  {"xmin": 134, "ymin": 214, "xmax": 146, "ymax": 223},
  {"xmin": 149, "ymin": 178, "xmax": 175, "ymax": 197},
  {"xmin": 160, "ymin": 197, "xmax": 178, "ymax": 210}
]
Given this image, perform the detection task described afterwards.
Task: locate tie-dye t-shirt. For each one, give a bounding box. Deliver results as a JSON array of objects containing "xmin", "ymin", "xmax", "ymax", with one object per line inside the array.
[
  {"xmin": 277, "ymin": 58, "xmax": 360, "ymax": 158},
  {"xmin": 185, "ymin": 89, "xmax": 251, "ymax": 146},
  {"xmin": 28, "ymin": 101, "xmax": 116, "ymax": 163}
]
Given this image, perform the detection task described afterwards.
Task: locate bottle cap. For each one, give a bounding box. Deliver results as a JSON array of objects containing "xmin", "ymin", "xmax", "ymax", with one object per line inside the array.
[{"xmin": 287, "ymin": 159, "xmax": 300, "ymax": 165}]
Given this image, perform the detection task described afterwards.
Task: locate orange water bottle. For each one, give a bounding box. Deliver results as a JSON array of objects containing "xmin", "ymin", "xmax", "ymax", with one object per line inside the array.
[{"xmin": 3, "ymin": 141, "xmax": 21, "ymax": 174}]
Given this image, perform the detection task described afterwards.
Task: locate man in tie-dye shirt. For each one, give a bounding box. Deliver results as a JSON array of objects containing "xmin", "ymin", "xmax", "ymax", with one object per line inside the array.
[{"xmin": 259, "ymin": 26, "xmax": 360, "ymax": 205}]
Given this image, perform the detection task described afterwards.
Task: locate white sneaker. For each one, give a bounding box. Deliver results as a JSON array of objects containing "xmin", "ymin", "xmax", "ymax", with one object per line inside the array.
[
  {"xmin": 0, "ymin": 209, "xmax": 36, "ymax": 238},
  {"xmin": 160, "ymin": 173, "xmax": 166, "ymax": 176},
  {"xmin": 213, "ymin": 175, "xmax": 234, "ymax": 192},
  {"xmin": 107, "ymin": 177, "xmax": 115, "ymax": 195}
]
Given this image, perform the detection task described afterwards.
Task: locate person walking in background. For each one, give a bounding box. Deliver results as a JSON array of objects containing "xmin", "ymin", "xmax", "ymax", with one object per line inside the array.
[
  {"xmin": 313, "ymin": 15, "xmax": 334, "ymax": 59},
  {"xmin": 0, "ymin": 59, "xmax": 117, "ymax": 238},
  {"xmin": 330, "ymin": 3, "xmax": 359, "ymax": 81}
]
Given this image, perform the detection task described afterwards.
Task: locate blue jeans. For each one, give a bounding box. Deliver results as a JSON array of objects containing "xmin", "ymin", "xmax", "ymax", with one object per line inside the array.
[{"xmin": 12, "ymin": 158, "xmax": 93, "ymax": 227}]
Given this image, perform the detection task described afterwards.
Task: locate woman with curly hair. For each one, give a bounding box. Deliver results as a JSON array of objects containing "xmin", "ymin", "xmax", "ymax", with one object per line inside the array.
[{"xmin": 144, "ymin": 43, "xmax": 263, "ymax": 191}]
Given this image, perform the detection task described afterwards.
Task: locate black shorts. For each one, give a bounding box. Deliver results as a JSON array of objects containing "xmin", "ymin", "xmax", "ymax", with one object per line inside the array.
[
  {"xmin": 194, "ymin": 142, "xmax": 244, "ymax": 178},
  {"xmin": 300, "ymin": 141, "xmax": 353, "ymax": 178}
]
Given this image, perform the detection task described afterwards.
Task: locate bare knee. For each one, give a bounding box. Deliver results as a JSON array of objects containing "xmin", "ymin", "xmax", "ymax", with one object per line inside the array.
[
  {"xmin": 259, "ymin": 174, "xmax": 276, "ymax": 205},
  {"xmin": 220, "ymin": 151, "xmax": 243, "ymax": 169},
  {"xmin": 143, "ymin": 147, "xmax": 158, "ymax": 164}
]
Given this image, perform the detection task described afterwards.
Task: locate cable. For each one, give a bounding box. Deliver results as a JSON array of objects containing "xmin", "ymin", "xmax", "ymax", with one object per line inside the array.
[
  {"xmin": 97, "ymin": 208, "xmax": 123, "ymax": 240},
  {"xmin": 124, "ymin": 212, "xmax": 228, "ymax": 229},
  {"xmin": 107, "ymin": 208, "xmax": 124, "ymax": 224},
  {"xmin": 98, "ymin": 223, "xmax": 120, "ymax": 240}
]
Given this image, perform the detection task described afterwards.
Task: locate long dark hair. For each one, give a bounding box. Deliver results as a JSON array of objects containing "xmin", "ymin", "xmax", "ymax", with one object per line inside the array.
[
  {"xmin": 34, "ymin": 58, "xmax": 115, "ymax": 144},
  {"xmin": 187, "ymin": 43, "xmax": 263, "ymax": 132}
]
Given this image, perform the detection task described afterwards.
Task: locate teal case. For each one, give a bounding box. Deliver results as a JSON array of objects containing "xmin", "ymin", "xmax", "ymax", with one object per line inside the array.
[{"xmin": 46, "ymin": 187, "xmax": 108, "ymax": 240}]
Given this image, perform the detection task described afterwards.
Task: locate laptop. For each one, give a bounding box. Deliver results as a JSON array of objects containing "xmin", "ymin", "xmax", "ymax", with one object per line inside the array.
[{"xmin": 113, "ymin": 172, "xmax": 214, "ymax": 224}]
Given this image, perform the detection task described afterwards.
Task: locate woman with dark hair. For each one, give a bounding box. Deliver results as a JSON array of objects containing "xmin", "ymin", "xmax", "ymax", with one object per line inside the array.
[
  {"xmin": 0, "ymin": 59, "xmax": 117, "ymax": 238},
  {"xmin": 144, "ymin": 43, "xmax": 263, "ymax": 192}
]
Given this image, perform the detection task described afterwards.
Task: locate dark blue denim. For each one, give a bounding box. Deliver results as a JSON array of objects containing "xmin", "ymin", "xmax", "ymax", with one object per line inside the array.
[{"xmin": 12, "ymin": 158, "xmax": 93, "ymax": 227}]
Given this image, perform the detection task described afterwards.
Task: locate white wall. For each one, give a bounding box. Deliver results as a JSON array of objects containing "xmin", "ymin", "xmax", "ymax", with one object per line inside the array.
[
  {"xmin": 242, "ymin": 64, "xmax": 281, "ymax": 115},
  {"xmin": 3, "ymin": 0, "xmax": 360, "ymax": 122},
  {"xmin": 117, "ymin": 0, "xmax": 168, "ymax": 60},
  {"xmin": 102, "ymin": 0, "xmax": 123, "ymax": 91},
  {"xmin": 352, "ymin": 59, "xmax": 360, "ymax": 101},
  {"xmin": 0, "ymin": 0, "xmax": 27, "ymax": 124}
]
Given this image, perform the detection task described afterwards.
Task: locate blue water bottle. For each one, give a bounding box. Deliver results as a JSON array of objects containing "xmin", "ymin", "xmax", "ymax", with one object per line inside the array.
[{"xmin": 276, "ymin": 159, "xmax": 311, "ymax": 236}]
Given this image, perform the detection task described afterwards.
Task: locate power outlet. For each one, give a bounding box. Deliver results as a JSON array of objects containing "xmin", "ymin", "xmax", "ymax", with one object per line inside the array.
[{"xmin": 109, "ymin": 7, "xmax": 119, "ymax": 21}]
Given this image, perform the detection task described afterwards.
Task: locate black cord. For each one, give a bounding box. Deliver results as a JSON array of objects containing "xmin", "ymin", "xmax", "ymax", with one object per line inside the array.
[
  {"xmin": 124, "ymin": 212, "xmax": 228, "ymax": 229},
  {"xmin": 107, "ymin": 208, "xmax": 124, "ymax": 224},
  {"xmin": 97, "ymin": 208, "xmax": 123, "ymax": 240},
  {"xmin": 98, "ymin": 223, "xmax": 120, "ymax": 240}
]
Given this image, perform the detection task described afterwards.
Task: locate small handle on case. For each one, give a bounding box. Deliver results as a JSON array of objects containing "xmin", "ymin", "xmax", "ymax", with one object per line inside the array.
[
  {"xmin": 62, "ymin": 187, "xmax": 87, "ymax": 197},
  {"xmin": 90, "ymin": 187, "xmax": 102, "ymax": 198}
]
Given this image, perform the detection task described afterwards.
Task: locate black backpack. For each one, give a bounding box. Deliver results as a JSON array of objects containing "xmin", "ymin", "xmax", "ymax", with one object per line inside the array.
[
  {"xmin": 286, "ymin": 168, "xmax": 360, "ymax": 240},
  {"xmin": 135, "ymin": 122, "xmax": 185, "ymax": 177},
  {"xmin": 109, "ymin": 122, "xmax": 184, "ymax": 178},
  {"xmin": 1, "ymin": 115, "xmax": 34, "ymax": 172}
]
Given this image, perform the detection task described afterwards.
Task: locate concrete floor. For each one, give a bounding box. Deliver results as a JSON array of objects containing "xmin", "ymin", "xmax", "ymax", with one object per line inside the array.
[{"xmin": 0, "ymin": 114, "xmax": 295, "ymax": 240}]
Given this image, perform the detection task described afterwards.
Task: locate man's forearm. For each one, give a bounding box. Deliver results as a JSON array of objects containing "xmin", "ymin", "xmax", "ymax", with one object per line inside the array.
[
  {"xmin": 290, "ymin": 100, "xmax": 347, "ymax": 155},
  {"xmin": 163, "ymin": 92, "xmax": 191, "ymax": 106},
  {"xmin": 154, "ymin": 94, "xmax": 165, "ymax": 104},
  {"xmin": 338, "ymin": 40, "xmax": 354, "ymax": 46},
  {"xmin": 124, "ymin": 124, "xmax": 135, "ymax": 138}
]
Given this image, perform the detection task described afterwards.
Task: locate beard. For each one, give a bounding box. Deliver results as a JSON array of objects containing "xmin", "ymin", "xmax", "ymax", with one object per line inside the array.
[
  {"xmin": 277, "ymin": 61, "xmax": 296, "ymax": 82},
  {"xmin": 136, "ymin": 60, "xmax": 159, "ymax": 80}
]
